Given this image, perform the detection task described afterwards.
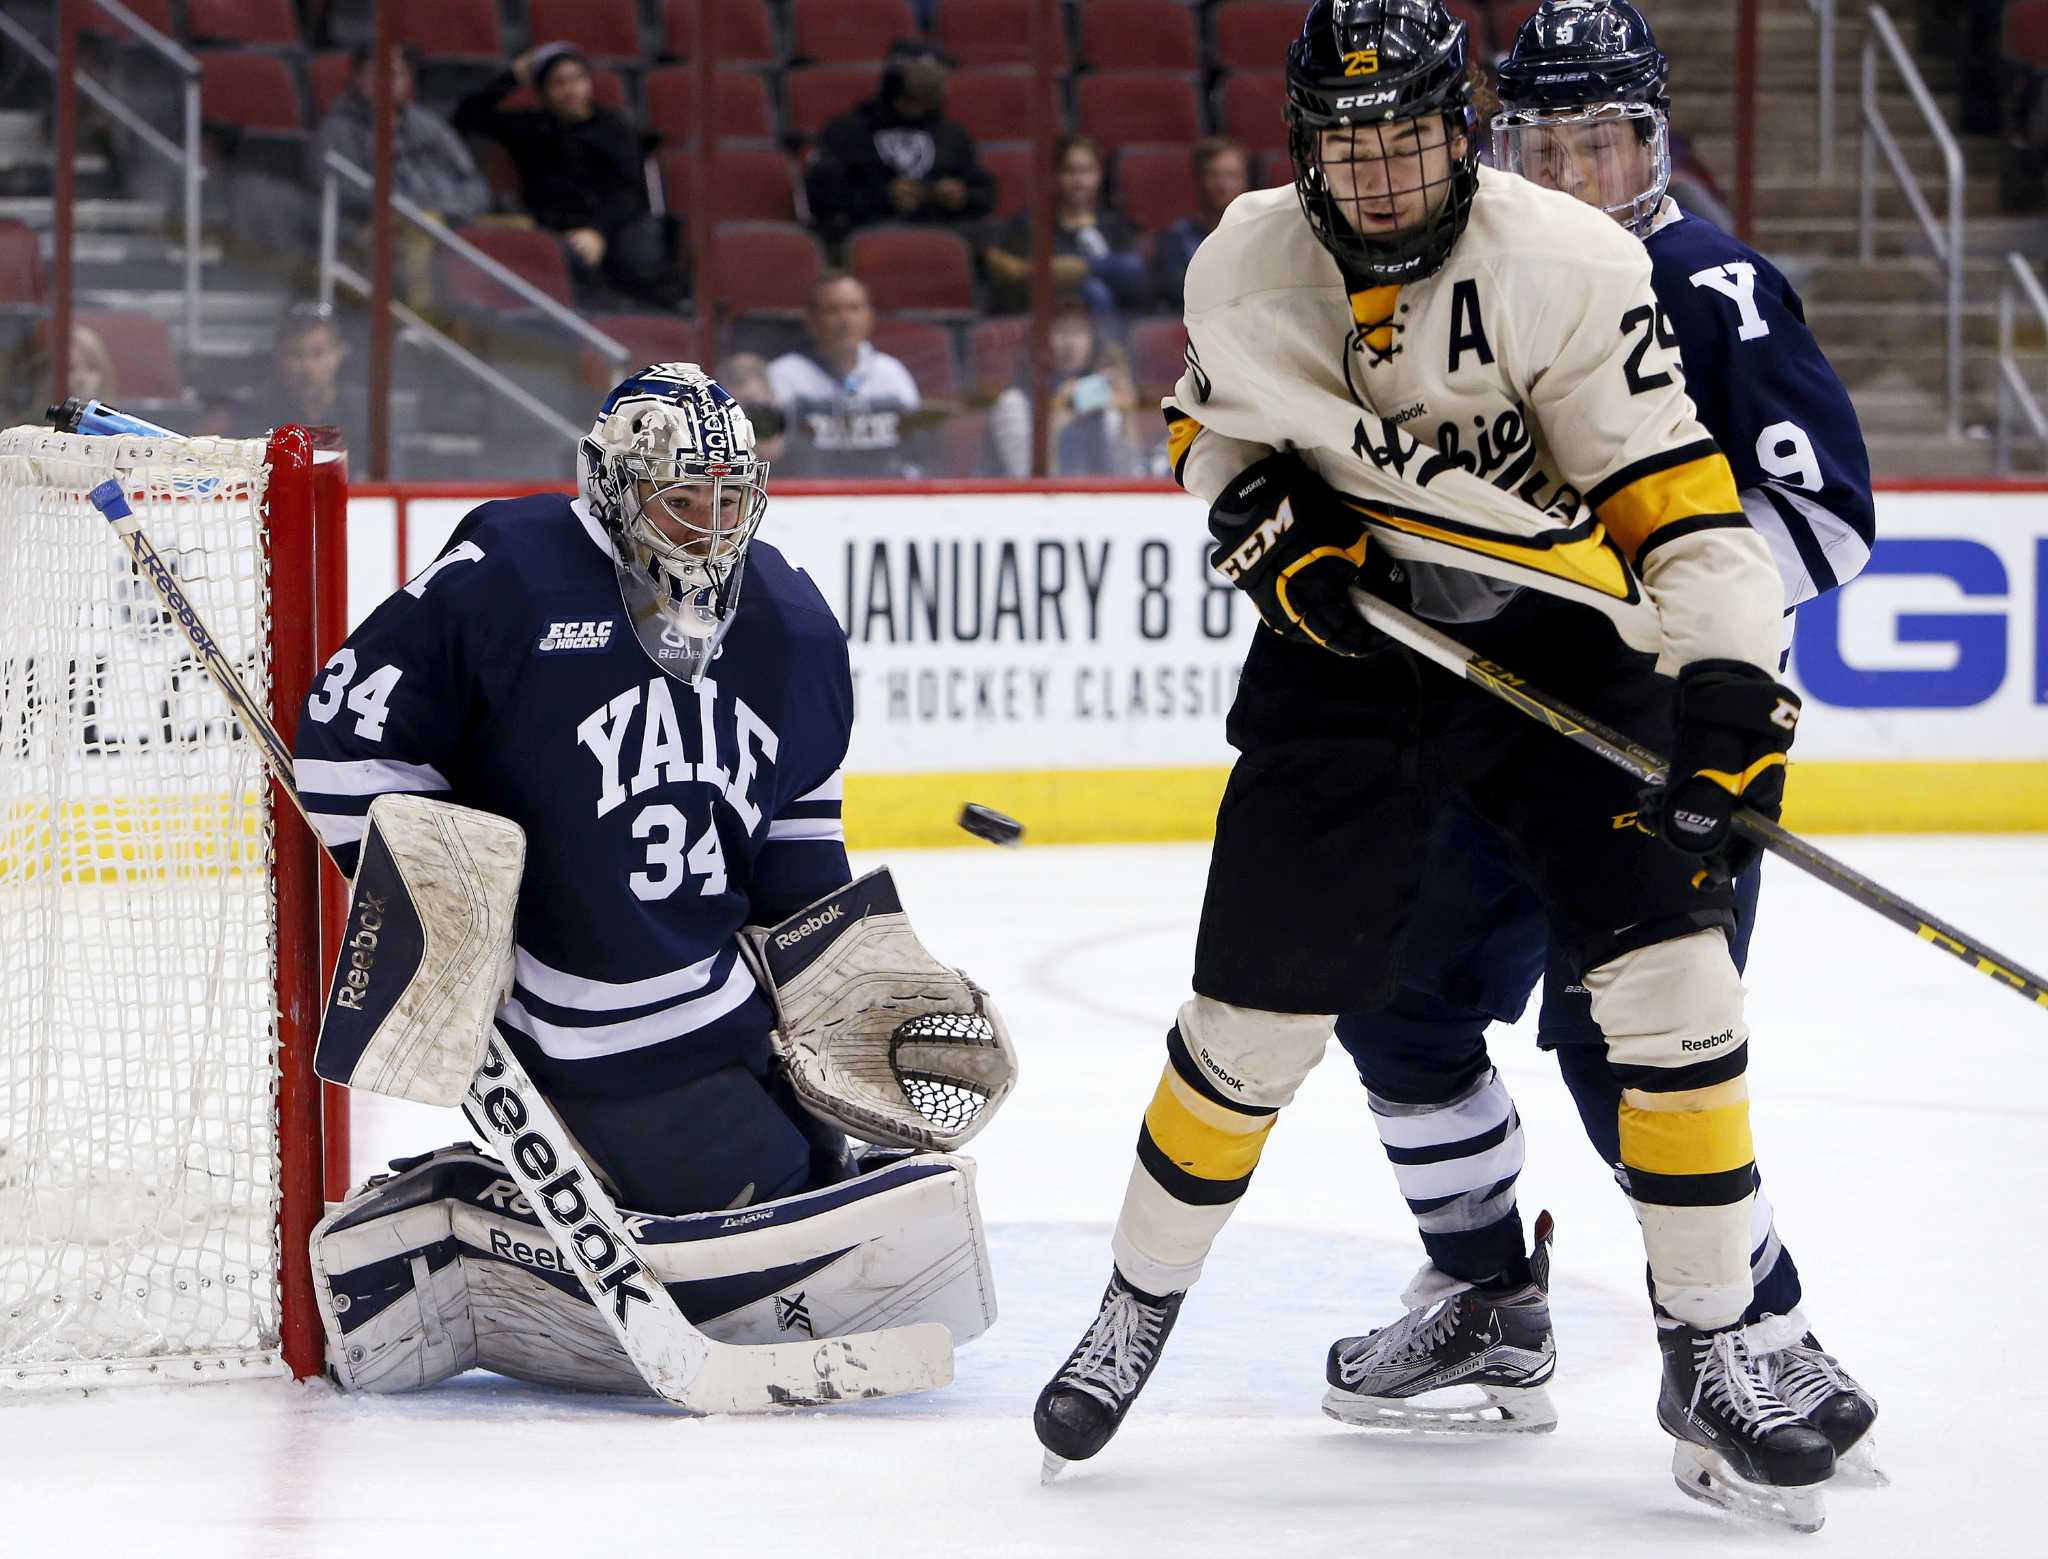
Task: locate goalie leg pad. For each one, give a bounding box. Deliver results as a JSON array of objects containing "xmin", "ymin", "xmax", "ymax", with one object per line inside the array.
[{"xmin": 312, "ymin": 1145, "xmax": 993, "ymax": 1396}]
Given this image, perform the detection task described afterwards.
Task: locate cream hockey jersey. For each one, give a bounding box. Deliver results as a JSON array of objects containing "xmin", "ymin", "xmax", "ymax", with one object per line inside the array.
[{"xmin": 1164, "ymin": 166, "xmax": 1782, "ymax": 675}]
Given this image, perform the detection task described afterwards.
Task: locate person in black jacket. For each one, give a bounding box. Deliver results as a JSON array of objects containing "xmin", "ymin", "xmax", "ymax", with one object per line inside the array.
[
  {"xmin": 804, "ymin": 39, "xmax": 995, "ymax": 246},
  {"xmin": 455, "ymin": 43, "xmax": 682, "ymax": 308}
]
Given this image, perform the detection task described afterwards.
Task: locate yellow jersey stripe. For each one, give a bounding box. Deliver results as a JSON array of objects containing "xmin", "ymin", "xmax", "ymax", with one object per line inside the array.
[
  {"xmin": 1594, "ymin": 450, "xmax": 1744, "ymax": 561},
  {"xmin": 1338, "ymin": 498, "xmax": 1638, "ymax": 602},
  {"xmin": 1165, "ymin": 411, "xmax": 1205, "ymax": 485}
]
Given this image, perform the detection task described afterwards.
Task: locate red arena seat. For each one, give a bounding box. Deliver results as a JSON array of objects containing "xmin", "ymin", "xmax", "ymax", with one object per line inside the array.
[
  {"xmin": 968, "ymin": 315, "xmax": 1031, "ymax": 397},
  {"xmin": 870, "ymin": 317, "xmax": 961, "ymax": 399},
  {"xmin": 786, "ymin": 64, "xmax": 886, "ymax": 141},
  {"xmin": 73, "ymin": 310, "xmax": 184, "ymax": 402},
  {"xmin": 934, "ymin": 0, "xmax": 1059, "ymax": 67},
  {"xmin": 1075, "ymin": 73, "xmax": 1203, "ymax": 158},
  {"xmin": 396, "ymin": 0, "xmax": 505, "ymax": 62},
  {"xmin": 0, "ymin": 220, "xmax": 46, "ymax": 306},
  {"xmin": 710, "ymin": 222, "xmax": 825, "ymax": 318},
  {"xmin": 645, "ymin": 68, "xmax": 778, "ymax": 143},
  {"xmin": 185, "ymin": 0, "xmax": 300, "ymax": 48},
  {"xmin": 848, "ymin": 227, "xmax": 977, "ymax": 315},
  {"xmin": 790, "ymin": 0, "xmax": 917, "ymax": 63},
  {"xmin": 980, "ymin": 141, "xmax": 1035, "ymax": 217},
  {"xmin": 438, "ymin": 225, "xmax": 576, "ymax": 313},
  {"xmin": 1215, "ymin": 71, "xmax": 1289, "ymax": 156},
  {"xmin": 945, "ymin": 68, "xmax": 1041, "ymax": 145},
  {"xmin": 526, "ymin": 0, "xmax": 644, "ymax": 65},
  {"xmin": 659, "ymin": 144, "xmax": 800, "ymax": 224},
  {"xmin": 1130, "ymin": 316, "xmax": 1191, "ymax": 398},
  {"xmin": 1210, "ymin": 2, "xmax": 1307, "ymax": 71},
  {"xmin": 199, "ymin": 53, "xmax": 306, "ymax": 133},
  {"xmin": 1079, "ymin": 2, "xmax": 1200, "ymax": 72},
  {"xmin": 661, "ymin": 0, "xmax": 780, "ymax": 66},
  {"xmin": 1116, "ymin": 146, "xmax": 1203, "ymax": 233}
]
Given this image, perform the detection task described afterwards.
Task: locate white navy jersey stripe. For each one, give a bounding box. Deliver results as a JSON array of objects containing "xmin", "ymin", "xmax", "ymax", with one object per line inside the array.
[{"xmin": 293, "ymin": 492, "xmax": 856, "ymax": 1097}]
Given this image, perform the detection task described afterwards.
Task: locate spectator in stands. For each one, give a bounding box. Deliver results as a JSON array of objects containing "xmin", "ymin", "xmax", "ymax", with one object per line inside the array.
[
  {"xmin": 236, "ymin": 304, "xmax": 371, "ymax": 458},
  {"xmin": 767, "ymin": 272, "xmax": 923, "ymax": 478},
  {"xmin": 1148, "ymin": 137, "xmax": 1251, "ymax": 317},
  {"xmin": 983, "ymin": 135, "xmax": 1147, "ymax": 318},
  {"xmin": 987, "ymin": 304, "xmax": 1144, "ymax": 478},
  {"xmin": 314, "ymin": 46, "xmax": 488, "ymax": 308},
  {"xmin": 8, "ymin": 322, "xmax": 119, "ymax": 426},
  {"xmin": 715, "ymin": 353, "xmax": 790, "ymax": 467},
  {"xmin": 455, "ymin": 43, "xmax": 681, "ymax": 309},
  {"xmin": 805, "ymin": 39, "xmax": 996, "ymax": 247}
]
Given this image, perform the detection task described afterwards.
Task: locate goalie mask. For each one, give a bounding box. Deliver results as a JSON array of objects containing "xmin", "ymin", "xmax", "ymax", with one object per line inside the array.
[
  {"xmin": 578, "ymin": 364, "xmax": 769, "ymax": 683},
  {"xmin": 1492, "ymin": 1, "xmax": 1672, "ymax": 236}
]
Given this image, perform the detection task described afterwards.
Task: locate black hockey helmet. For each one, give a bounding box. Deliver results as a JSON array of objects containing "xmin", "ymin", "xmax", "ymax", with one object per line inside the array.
[
  {"xmin": 1284, "ymin": 0, "xmax": 1480, "ymax": 285},
  {"xmin": 1493, "ymin": 2, "xmax": 1672, "ymax": 233}
]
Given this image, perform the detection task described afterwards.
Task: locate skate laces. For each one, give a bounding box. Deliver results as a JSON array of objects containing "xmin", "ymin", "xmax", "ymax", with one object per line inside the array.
[
  {"xmin": 1058, "ymin": 1287, "xmax": 1164, "ymax": 1411},
  {"xmin": 1690, "ymin": 1329, "xmax": 1807, "ymax": 1435},
  {"xmin": 1342, "ymin": 1296, "xmax": 1463, "ymax": 1382},
  {"xmin": 1768, "ymin": 1338, "xmax": 1864, "ymax": 1418}
]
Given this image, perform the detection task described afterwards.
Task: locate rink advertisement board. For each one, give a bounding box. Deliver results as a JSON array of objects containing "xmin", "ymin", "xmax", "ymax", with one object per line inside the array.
[{"xmin": 345, "ymin": 484, "xmax": 2048, "ymax": 840}]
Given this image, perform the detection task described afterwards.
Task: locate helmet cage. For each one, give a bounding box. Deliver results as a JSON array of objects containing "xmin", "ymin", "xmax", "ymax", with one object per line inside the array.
[
  {"xmin": 1284, "ymin": 1, "xmax": 1480, "ymax": 285},
  {"xmin": 1492, "ymin": 100, "xmax": 1670, "ymax": 235}
]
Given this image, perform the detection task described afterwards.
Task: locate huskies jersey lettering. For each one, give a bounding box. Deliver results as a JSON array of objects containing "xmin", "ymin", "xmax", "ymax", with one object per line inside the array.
[
  {"xmin": 1164, "ymin": 165, "xmax": 1784, "ymax": 674},
  {"xmin": 1645, "ymin": 200, "xmax": 1875, "ymax": 614},
  {"xmin": 295, "ymin": 495, "xmax": 852, "ymax": 1097}
]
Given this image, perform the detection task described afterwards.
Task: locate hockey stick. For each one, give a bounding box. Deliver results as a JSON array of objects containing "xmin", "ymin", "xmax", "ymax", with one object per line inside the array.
[
  {"xmin": 1350, "ymin": 587, "xmax": 2048, "ymax": 1013},
  {"xmin": 86, "ymin": 476, "xmax": 955, "ymax": 1410}
]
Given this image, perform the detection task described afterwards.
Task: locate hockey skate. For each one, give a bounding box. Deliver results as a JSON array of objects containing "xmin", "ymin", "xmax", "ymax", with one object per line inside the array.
[
  {"xmin": 1658, "ymin": 1319, "xmax": 1836, "ymax": 1532},
  {"xmin": 1322, "ymin": 1211, "xmax": 1558, "ymax": 1435},
  {"xmin": 1034, "ymin": 1270, "xmax": 1185, "ymax": 1483},
  {"xmin": 1748, "ymin": 1312, "xmax": 1885, "ymax": 1486}
]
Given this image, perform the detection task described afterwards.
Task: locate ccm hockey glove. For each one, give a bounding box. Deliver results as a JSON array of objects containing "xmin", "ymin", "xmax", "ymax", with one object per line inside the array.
[
  {"xmin": 1206, "ymin": 452, "xmax": 1406, "ymax": 658},
  {"xmin": 1643, "ymin": 659, "xmax": 1802, "ymax": 880}
]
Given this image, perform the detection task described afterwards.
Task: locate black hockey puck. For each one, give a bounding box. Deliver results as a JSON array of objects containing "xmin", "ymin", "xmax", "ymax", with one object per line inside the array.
[{"xmin": 958, "ymin": 803, "xmax": 1024, "ymax": 847}]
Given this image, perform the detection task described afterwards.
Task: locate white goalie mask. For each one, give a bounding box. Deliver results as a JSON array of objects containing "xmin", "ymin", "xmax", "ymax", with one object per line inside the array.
[{"xmin": 577, "ymin": 363, "xmax": 770, "ymax": 683}]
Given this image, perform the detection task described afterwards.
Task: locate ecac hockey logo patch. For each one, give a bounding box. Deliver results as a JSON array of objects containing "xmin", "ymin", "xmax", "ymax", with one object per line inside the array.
[{"xmin": 536, "ymin": 619, "xmax": 616, "ymax": 653}]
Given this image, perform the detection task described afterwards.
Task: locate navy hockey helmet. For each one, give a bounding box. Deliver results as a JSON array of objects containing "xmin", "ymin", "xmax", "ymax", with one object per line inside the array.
[
  {"xmin": 1284, "ymin": 0, "xmax": 1480, "ymax": 286},
  {"xmin": 577, "ymin": 363, "xmax": 768, "ymax": 682},
  {"xmin": 1493, "ymin": 1, "xmax": 1672, "ymax": 234}
]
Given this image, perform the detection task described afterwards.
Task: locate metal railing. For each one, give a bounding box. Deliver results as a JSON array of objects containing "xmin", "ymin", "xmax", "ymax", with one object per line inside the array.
[
  {"xmin": 318, "ymin": 152, "xmax": 631, "ymax": 444},
  {"xmin": 1996, "ymin": 251, "xmax": 2048, "ymax": 473},
  {"xmin": 1858, "ymin": 4, "xmax": 1966, "ymax": 440},
  {"xmin": 0, "ymin": 0, "xmax": 205, "ymax": 351},
  {"xmin": 1807, "ymin": 0, "xmax": 1837, "ymax": 179}
]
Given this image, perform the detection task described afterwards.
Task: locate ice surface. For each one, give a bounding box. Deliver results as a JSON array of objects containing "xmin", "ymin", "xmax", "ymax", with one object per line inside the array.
[{"xmin": 4, "ymin": 836, "xmax": 2044, "ymax": 1557}]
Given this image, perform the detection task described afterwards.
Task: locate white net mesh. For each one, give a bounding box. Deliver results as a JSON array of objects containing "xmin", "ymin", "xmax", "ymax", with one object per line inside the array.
[{"xmin": 0, "ymin": 428, "xmax": 287, "ymax": 1387}]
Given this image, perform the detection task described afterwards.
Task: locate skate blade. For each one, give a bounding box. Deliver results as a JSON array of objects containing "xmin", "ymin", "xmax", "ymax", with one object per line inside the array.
[
  {"xmin": 1320, "ymin": 1383, "xmax": 1559, "ymax": 1436},
  {"xmin": 1833, "ymin": 1433, "xmax": 1889, "ymax": 1489},
  {"xmin": 1669, "ymin": 1440, "xmax": 1827, "ymax": 1533},
  {"xmin": 1039, "ymin": 1450, "xmax": 1069, "ymax": 1486}
]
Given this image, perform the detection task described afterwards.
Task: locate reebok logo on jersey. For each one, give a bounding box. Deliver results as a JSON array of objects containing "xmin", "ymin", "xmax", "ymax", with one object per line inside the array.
[
  {"xmin": 773, "ymin": 903, "xmax": 844, "ymax": 950},
  {"xmin": 536, "ymin": 619, "xmax": 616, "ymax": 653},
  {"xmin": 1680, "ymin": 1028, "xmax": 1737, "ymax": 1053}
]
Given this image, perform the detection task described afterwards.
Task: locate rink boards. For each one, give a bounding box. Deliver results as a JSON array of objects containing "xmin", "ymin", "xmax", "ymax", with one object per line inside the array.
[{"xmin": 345, "ymin": 482, "xmax": 2048, "ymax": 843}]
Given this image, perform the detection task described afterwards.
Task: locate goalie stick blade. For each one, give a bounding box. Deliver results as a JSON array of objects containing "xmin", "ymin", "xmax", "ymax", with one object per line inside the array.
[{"xmin": 685, "ymin": 1322, "xmax": 956, "ymax": 1415}]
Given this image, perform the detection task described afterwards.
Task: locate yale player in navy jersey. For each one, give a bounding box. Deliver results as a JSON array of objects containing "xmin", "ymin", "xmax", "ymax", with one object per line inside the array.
[
  {"xmin": 294, "ymin": 366, "xmax": 1006, "ymax": 1397},
  {"xmin": 1325, "ymin": 0, "xmax": 1883, "ymax": 1483}
]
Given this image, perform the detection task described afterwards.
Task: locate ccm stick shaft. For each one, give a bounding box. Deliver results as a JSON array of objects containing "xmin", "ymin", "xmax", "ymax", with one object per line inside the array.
[{"xmin": 1351, "ymin": 587, "xmax": 2048, "ymax": 1013}]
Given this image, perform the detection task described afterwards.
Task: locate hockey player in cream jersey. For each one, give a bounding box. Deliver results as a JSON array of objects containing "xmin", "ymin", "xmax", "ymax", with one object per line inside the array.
[{"xmin": 1035, "ymin": 0, "xmax": 1836, "ymax": 1530}]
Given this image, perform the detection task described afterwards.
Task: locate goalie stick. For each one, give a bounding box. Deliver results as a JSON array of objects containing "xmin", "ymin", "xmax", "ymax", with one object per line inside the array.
[
  {"xmin": 1350, "ymin": 587, "xmax": 2048, "ymax": 1014},
  {"xmin": 85, "ymin": 473, "xmax": 954, "ymax": 1411}
]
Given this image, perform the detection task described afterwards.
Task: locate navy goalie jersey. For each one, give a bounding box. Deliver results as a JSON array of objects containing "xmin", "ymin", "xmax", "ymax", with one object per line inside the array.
[
  {"xmin": 295, "ymin": 494, "xmax": 853, "ymax": 1099},
  {"xmin": 1645, "ymin": 203, "xmax": 1875, "ymax": 614}
]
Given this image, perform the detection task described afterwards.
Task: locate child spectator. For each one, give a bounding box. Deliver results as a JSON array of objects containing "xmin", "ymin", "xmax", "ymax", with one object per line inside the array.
[{"xmin": 987, "ymin": 305, "xmax": 1144, "ymax": 477}]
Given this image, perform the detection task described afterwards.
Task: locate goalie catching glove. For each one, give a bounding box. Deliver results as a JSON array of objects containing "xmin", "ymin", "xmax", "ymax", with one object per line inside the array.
[
  {"xmin": 1208, "ymin": 451, "xmax": 1407, "ymax": 658},
  {"xmin": 746, "ymin": 869, "xmax": 1018, "ymax": 1152},
  {"xmin": 1643, "ymin": 659, "xmax": 1802, "ymax": 880}
]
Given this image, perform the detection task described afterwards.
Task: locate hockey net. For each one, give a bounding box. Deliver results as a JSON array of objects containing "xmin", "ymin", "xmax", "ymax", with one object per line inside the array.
[{"xmin": 0, "ymin": 426, "xmax": 332, "ymax": 1389}]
